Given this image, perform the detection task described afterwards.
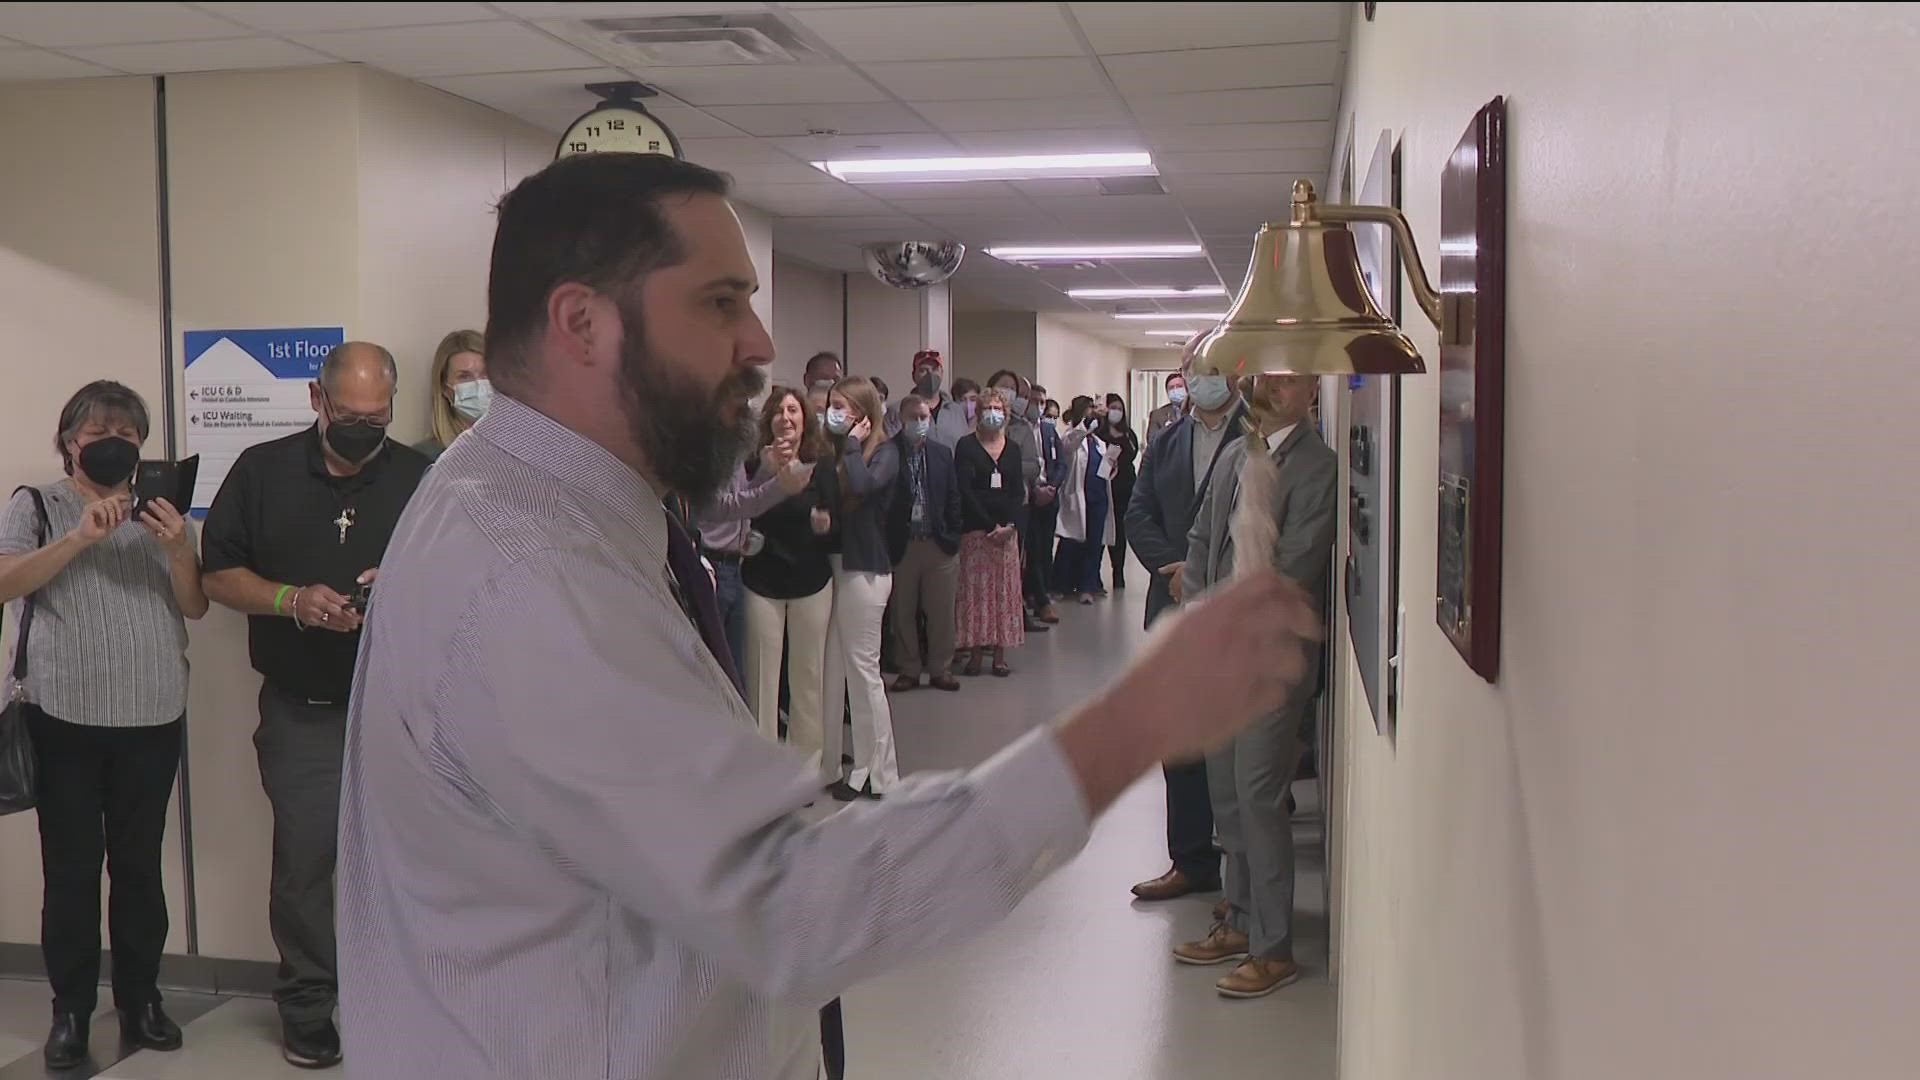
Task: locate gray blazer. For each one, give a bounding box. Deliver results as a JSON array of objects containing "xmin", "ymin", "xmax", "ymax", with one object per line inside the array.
[
  {"xmin": 1180, "ymin": 422, "xmax": 1339, "ymax": 618},
  {"xmin": 1124, "ymin": 403, "xmax": 1248, "ymax": 628}
]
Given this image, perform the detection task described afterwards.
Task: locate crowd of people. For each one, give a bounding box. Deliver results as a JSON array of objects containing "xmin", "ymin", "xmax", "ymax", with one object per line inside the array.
[{"xmin": 0, "ymin": 152, "xmax": 1330, "ymax": 1078}]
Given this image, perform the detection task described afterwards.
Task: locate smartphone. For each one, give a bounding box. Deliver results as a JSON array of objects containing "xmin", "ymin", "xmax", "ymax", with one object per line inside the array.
[
  {"xmin": 130, "ymin": 455, "xmax": 200, "ymax": 518},
  {"xmin": 346, "ymin": 581, "xmax": 373, "ymax": 616}
]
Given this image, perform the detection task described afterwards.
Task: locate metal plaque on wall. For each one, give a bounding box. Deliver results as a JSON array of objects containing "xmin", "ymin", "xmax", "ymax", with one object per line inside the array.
[{"xmin": 1435, "ymin": 97, "xmax": 1508, "ymax": 682}]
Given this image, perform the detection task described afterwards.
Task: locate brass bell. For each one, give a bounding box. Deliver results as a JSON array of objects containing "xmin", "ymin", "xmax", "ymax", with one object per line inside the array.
[{"xmin": 1191, "ymin": 179, "xmax": 1445, "ymax": 383}]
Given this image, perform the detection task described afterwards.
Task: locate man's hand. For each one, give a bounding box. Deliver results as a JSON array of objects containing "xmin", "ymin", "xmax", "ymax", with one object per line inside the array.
[
  {"xmin": 294, "ymin": 584, "xmax": 363, "ymax": 633},
  {"xmin": 72, "ymin": 495, "xmax": 129, "ymax": 546},
  {"xmin": 1032, "ymin": 484, "xmax": 1056, "ymax": 508},
  {"xmin": 1160, "ymin": 561, "xmax": 1186, "ymax": 604},
  {"xmin": 776, "ymin": 458, "xmax": 816, "ymax": 497},
  {"xmin": 1054, "ymin": 570, "xmax": 1322, "ymax": 814}
]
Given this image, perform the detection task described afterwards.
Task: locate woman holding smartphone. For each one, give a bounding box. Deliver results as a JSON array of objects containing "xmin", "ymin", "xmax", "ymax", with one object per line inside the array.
[
  {"xmin": 0, "ymin": 381, "xmax": 207, "ymax": 1069},
  {"xmin": 820, "ymin": 376, "xmax": 900, "ymax": 800}
]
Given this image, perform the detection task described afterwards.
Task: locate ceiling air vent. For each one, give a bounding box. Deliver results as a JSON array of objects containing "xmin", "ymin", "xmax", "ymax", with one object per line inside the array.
[
  {"xmin": 550, "ymin": 14, "xmax": 825, "ymax": 68},
  {"xmin": 1098, "ymin": 176, "xmax": 1166, "ymax": 196}
]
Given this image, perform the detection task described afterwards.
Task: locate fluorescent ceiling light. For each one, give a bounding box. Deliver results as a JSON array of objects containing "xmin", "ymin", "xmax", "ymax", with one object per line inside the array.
[
  {"xmin": 814, "ymin": 151, "xmax": 1154, "ymax": 184},
  {"xmin": 984, "ymin": 243, "xmax": 1205, "ymax": 262},
  {"xmin": 1113, "ymin": 311, "xmax": 1228, "ymax": 320},
  {"xmin": 1069, "ymin": 286, "xmax": 1227, "ymax": 300},
  {"xmin": 1146, "ymin": 329, "xmax": 1209, "ymax": 336}
]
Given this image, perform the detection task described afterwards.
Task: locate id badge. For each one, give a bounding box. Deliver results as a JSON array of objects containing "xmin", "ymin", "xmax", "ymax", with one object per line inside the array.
[{"xmin": 990, "ymin": 470, "xmax": 1003, "ymax": 490}]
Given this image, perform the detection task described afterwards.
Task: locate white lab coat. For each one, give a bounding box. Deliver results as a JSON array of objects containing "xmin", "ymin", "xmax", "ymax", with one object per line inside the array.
[{"xmin": 1054, "ymin": 425, "xmax": 1118, "ymax": 545}]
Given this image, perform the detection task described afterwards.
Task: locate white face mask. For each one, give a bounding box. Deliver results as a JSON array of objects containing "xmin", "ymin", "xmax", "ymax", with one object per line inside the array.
[
  {"xmin": 1167, "ymin": 386, "xmax": 1189, "ymax": 407},
  {"xmin": 1188, "ymin": 374, "xmax": 1232, "ymax": 411},
  {"xmin": 824, "ymin": 406, "xmax": 853, "ymax": 435},
  {"xmin": 451, "ymin": 378, "xmax": 493, "ymax": 422}
]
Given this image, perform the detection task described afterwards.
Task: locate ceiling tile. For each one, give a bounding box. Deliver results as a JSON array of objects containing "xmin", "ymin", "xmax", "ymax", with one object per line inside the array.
[
  {"xmin": 426, "ymin": 67, "xmax": 630, "ymax": 130},
  {"xmin": 0, "ymin": 47, "xmax": 120, "ymax": 79},
  {"xmin": 195, "ymin": 3, "xmax": 499, "ymax": 33},
  {"xmin": 861, "ymin": 57, "xmax": 1107, "ymax": 102},
  {"xmin": 699, "ymin": 101, "xmax": 930, "ymax": 137},
  {"xmin": 1102, "ymin": 42, "xmax": 1340, "ymax": 96},
  {"xmin": 880, "ymin": 196, "xmax": 1028, "ymax": 216},
  {"xmin": 912, "ymin": 96, "xmax": 1133, "ymax": 133},
  {"xmin": 1141, "ymin": 120, "xmax": 1330, "ymax": 152},
  {"xmin": 645, "ymin": 103, "xmax": 751, "ymax": 138},
  {"xmin": 643, "ymin": 64, "xmax": 887, "ymax": 107},
  {"xmin": 778, "ymin": 214, "xmax": 923, "ymax": 232},
  {"xmin": 852, "ymin": 181, "xmax": 1018, "ymax": 202},
  {"xmin": 677, "ymin": 136, "xmax": 801, "ymax": 167},
  {"xmin": 1168, "ymin": 173, "xmax": 1321, "ymax": 202},
  {"xmin": 791, "ymin": 3, "xmax": 1083, "ymax": 61},
  {"xmin": 744, "ymin": 184, "xmax": 890, "ymax": 214},
  {"xmin": 723, "ymin": 162, "xmax": 847, "ymax": 186},
  {"xmin": 1007, "ymin": 178, "xmax": 1104, "ymax": 197},
  {"xmin": 68, "ymin": 36, "xmax": 333, "ymax": 75},
  {"xmin": 767, "ymin": 131, "xmax": 961, "ymax": 159},
  {"xmin": 1155, "ymin": 148, "xmax": 1330, "ymax": 175},
  {"xmin": 495, "ymin": 2, "xmax": 770, "ymax": 14},
  {"xmin": 1127, "ymin": 85, "xmax": 1337, "ymax": 127},
  {"xmin": 293, "ymin": 20, "xmax": 602, "ymax": 77},
  {"xmin": 945, "ymin": 128, "xmax": 1145, "ymax": 154},
  {"xmin": 0, "ymin": 2, "xmax": 245, "ymax": 47},
  {"xmin": 1069, "ymin": 2, "xmax": 1344, "ymax": 54}
]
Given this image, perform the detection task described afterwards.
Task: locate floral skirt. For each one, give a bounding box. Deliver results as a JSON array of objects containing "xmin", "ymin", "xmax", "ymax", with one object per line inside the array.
[{"xmin": 955, "ymin": 530, "xmax": 1026, "ymax": 650}]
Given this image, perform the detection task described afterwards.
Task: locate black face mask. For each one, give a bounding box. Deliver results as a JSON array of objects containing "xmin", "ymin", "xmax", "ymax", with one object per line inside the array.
[
  {"xmin": 76, "ymin": 436, "xmax": 139, "ymax": 487},
  {"xmin": 324, "ymin": 420, "xmax": 387, "ymax": 464},
  {"xmin": 915, "ymin": 371, "xmax": 941, "ymax": 396}
]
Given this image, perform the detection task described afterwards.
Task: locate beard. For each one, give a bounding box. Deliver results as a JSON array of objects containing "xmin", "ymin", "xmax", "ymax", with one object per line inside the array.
[{"xmin": 616, "ymin": 310, "xmax": 765, "ymax": 503}]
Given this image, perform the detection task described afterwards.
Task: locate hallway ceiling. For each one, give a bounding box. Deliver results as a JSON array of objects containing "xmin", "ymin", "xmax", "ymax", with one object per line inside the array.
[{"xmin": 0, "ymin": 2, "xmax": 1349, "ymax": 349}]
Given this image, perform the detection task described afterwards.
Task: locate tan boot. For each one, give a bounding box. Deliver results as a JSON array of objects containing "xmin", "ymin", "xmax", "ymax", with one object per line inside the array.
[
  {"xmin": 1215, "ymin": 956, "xmax": 1301, "ymax": 998},
  {"xmin": 1172, "ymin": 923, "xmax": 1249, "ymax": 966}
]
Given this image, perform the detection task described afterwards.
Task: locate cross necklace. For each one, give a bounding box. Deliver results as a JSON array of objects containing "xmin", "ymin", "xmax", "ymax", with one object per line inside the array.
[{"xmin": 333, "ymin": 507, "xmax": 356, "ymax": 544}]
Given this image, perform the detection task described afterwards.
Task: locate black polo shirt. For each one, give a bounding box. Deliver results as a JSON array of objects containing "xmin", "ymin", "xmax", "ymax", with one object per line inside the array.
[{"xmin": 201, "ymin": 426, "xmax": 429, "ymax": 704}]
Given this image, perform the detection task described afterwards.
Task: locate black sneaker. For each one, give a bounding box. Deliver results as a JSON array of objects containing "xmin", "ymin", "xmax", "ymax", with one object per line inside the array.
[{"xmin": 283, "ymin": 1019, "xmax": 342, "ymax": 1070}]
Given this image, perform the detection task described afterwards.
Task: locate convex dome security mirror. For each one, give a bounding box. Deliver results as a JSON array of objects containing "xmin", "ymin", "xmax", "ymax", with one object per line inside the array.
[{"xmin": 863, "ymin": 241, "xmax": 966, "ymax": 290}]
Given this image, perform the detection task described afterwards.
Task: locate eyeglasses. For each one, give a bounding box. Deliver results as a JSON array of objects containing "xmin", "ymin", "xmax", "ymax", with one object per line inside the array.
[{"xmin": 322, "ymin": 389, "xmax": 393, "ymax": 428}]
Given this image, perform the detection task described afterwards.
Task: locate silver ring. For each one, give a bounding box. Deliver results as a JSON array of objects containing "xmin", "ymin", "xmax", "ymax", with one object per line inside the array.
[{"xmin": 322, "ymin": 612, "xmax": 330, "ymax": 623}]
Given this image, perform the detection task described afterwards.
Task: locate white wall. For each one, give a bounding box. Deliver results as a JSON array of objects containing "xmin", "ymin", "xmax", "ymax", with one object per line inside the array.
[
  {"xmin": 0, "ymin": 76, "xmax": 183, "ymax": 950},
  {"xmin": 772, "ymin": 254, "xmax": 843, "ymax": 390},
  {"xmin": 356, "ymin": 69, "xmax": 551, "ymax": 442},
  {"xmin": 845, "ymin": 275, "xmax": 948, "ymax": 387},
  {"xmin": 1035, "ymin": 315, "xmax": 1133, "ymax": 406},
  {"xmin": 952, "ymin": 310, "xmax": 1036, "ymax": 386},
  {"xmin": 1333, "ymin": 5, "xmax": 1920, "ymax": 1080}
]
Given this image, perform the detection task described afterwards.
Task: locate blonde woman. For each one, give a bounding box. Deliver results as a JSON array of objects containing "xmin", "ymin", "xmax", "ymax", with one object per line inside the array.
[
  {"xmin": 821, "ymin": 375, "xmax": 901, "ymax": 800},
  {"xmin": 413, "ymin": 329, "xmax": 488, "ymax": 462}
]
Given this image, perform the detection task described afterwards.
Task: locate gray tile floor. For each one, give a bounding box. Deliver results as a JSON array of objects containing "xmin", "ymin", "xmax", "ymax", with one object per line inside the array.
[{"xmin": 1, "ymin": 568, "xmax": 1334, "ymax": 1079}]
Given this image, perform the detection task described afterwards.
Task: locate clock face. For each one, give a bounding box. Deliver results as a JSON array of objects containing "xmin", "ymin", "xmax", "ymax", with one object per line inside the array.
[{"xmin": 555, "ymin": 105, "xmax": 681, "ymax": 161}]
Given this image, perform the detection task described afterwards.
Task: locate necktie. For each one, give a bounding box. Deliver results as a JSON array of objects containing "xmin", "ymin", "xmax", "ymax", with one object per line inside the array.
[{"xmin": 662, "ymin": 511, "xmax": 746, "ymax": 701}]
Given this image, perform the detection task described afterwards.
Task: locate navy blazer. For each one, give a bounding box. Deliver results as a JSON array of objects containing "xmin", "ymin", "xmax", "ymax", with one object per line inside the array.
[
  {"xmin": 1034, "ymin": 419, "xmax": 1068, "ymax": 492},
  {"xmin": 1124, "ymin": 402, "xmax": 1249, "ymax": 627},
  {"xmin": 885, "ymin": 432, "xmax": 964, "ymax": 563}
]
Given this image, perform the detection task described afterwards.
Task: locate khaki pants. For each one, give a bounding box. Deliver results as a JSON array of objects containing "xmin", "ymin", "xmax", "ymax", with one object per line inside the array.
[{"xmin": 890, "ymin": 538, "xmax": 959, "ymax": 679}]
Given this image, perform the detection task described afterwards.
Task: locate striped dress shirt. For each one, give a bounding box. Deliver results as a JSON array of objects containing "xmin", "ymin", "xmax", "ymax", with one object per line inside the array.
[{"xmin": 338, "ymin": 396, "xmax": 1091, "ymax": 1079}]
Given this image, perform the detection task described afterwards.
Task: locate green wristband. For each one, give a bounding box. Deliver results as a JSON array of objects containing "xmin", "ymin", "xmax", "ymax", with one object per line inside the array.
[{"xmin": 273, "ymin": 584, "xmax": 294, "ymax": 615}]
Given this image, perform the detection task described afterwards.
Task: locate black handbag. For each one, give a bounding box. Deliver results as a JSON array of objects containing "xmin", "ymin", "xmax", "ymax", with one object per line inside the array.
[{"xmin": 0, "ymin": 486, "xmax": 48, "ymax": 815}]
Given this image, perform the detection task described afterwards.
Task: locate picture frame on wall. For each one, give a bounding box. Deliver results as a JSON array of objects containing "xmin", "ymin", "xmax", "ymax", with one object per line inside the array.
[{"xmin": 1344, "ymin": 130, "xmax": 1405, "ymax": 737}]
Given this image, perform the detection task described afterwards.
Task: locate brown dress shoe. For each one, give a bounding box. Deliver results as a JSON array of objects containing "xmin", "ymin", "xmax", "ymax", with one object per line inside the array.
[
  {"xmin": 1038, "ymin": 604, "xmax": 1060, "ymax": 624},
  {"xmin": 1216, "ymin": 956, "xmax": 1301, "ymax": 998},
  {"xmin": 929, "ymin": 674, "xmax": 961, "ymax": 692},
  {"xmin": 891, "ymin": 675, "xmax": 919, "ymax": 693},
  {"xmin": 1131, "ymin": 866, "xmax": 1218, "ymax": 902},
  {"xmin": 1172, "ymin": 923, "xmax": 1249, "ymax": 966}
]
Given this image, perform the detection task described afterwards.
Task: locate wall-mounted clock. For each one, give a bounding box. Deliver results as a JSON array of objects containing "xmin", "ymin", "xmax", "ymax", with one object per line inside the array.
[{"xmin": 554, "ymin": 91, "xmax": 682, "ymax": 161}]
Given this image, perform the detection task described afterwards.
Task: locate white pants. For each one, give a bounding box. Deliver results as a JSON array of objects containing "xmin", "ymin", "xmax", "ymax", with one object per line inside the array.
[
  {"xmin": 743, "ymin": 584, "xmax": 834, "ymax": 775},
  {"xmin": 823, "ymin": 557, "xmax": 900, "ymax": 793}
]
